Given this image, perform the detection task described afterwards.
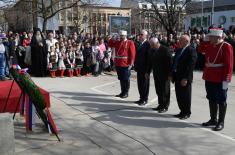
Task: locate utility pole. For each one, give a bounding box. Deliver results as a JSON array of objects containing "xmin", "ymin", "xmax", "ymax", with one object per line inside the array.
[
  {"xmin": 211, "ymin": 0, "xmax": 215, "ymax": 26},
  {"xmin": 201, "ymin": 0, "xmax": 204, "ymax": 27}
]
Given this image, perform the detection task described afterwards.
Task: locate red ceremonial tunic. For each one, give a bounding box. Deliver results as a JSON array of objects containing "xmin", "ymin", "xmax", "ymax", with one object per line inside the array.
[
  {"xmin": 109, "ymin": 39, "xmax": 136, "ymax": 67},
  {"xmin": 199, "ymin": 41, "xmax": 234, "ymax": 83}
]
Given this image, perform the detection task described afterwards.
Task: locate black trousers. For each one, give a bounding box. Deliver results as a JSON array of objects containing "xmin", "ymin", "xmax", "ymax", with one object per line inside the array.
[
  {"xmin": 175, "ymin": 81, "xmax": 192, "ymax": 115},
  {"xmin": 154, "ymin": 77, "xmax": 170, "ymax": 109},
  {"xmin": 120, "ymin": 80, "xmax": 130, "ymax": 95},
  {"xmin": 137, "ymin": 72, "xmax": 150, "ymax": 101},
  {"xmin": 116, "ymin": 66, "xmax": 131, "ymax": 95}
]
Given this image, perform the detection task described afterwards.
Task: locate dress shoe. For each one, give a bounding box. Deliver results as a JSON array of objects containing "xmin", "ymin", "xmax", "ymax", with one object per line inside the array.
[
  {"xmin": 115, "ymin": 93, "xmax": 123, "ymax": 97},
  {"xmin": 213, "ymin": 122, "xmax": 224, "ymax": 131},
  {"xmin": 138, "ymin": 101, "xmax": 147, "ymax": 106},
  {"xmin": 158, "ymin": 108, "xmax": 168, "ymax": 113},
  {"xmin": 134, "ymin": 100, "xmax": 142, "ymax": 104},
  {"xmin": 179, "ymin": 115, "xmax": 190, "ymax": 120},
  {"xmin": 173, "ymin": 113, "xmax": 183, "ymax": 118},
  {"xmin": 120, "ymin": 94, "xmax": 128, "ymax": 98},
  {"xmin": 152, "ymin": 106, "xmax": 162, "ymax": 111},
  {"xmin": 202, "ymin": 119, "xmax": 217, "ymax": 127}
]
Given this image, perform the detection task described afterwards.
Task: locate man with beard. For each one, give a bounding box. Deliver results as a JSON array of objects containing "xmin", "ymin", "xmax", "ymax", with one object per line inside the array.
[
  {"xmin": 30, "ymin": 28, "xmax": 48, "ymax": 77},
  {"xmin": 110, "ymin": 30, "xmax": 136, "ymax": 98},
  {"xmin": 134, "ymin": 30, "xmax": 151, "ymax": 105},
  {"xmin": 146, "ymin": 37, "xmax": 172, "ymax": 113}
]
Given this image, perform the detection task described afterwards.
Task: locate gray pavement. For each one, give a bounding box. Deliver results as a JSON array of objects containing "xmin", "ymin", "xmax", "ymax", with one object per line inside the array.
[{"xmin": 14, "ymin": 71, "xmax": 235, "ymax": 155}]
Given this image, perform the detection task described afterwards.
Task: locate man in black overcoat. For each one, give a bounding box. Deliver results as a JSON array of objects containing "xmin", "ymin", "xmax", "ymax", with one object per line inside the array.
[
  {"xmin": 171, "ymin": 35, "xmax": 197, "ymax": 119},
  {"xmin": 134, "ymin": 30, "xmax": 151, "ymax": 105},
  {"xmin": 30, "ymin": 28, "xmax": 48, "ymax": 77},
  {"xmin": 146, "ymin": 37, "xmax": 173, "ymax": 113}
]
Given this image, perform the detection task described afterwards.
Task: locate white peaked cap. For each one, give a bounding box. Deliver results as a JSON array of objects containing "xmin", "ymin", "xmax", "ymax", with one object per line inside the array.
[
  {"xmin": 207, "ymin": 29, "xmax": 223, "ymax": 37},
  {"xmin": 119, "ymin": 30, "xmax": 127, "ymax": 36}
]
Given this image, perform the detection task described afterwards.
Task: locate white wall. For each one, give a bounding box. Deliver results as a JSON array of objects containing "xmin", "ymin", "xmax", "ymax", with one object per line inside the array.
[{"xmin": 184, "ymin": 10, "xmax": 235, "ymax": 30}]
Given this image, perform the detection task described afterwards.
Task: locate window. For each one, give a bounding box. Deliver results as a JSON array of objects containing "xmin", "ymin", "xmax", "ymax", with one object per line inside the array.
[
  {"xmin": 67, "ymin": 12, "xmax": 73, "ymax": 22},
  {"xmin": 92, "ymin": 13, "xmax": 96, "ymax": 19},
  {"xmin": 160, "ymin": 6, "xmax": 165, "ymax": 10},
  {"xmin": 98, "ymin": 13, "xmax": 101, "ymax": 21},
  {"xmin": 231, "ymin": 17, "xmax": 235, "ymax": 23},
  {"xmin": 102, "ymin": 13, "xmax": 106, "ymax": 22},
  {"xmin": 142, "ymin": 4, "xmax": 147, "ymax": 9}
]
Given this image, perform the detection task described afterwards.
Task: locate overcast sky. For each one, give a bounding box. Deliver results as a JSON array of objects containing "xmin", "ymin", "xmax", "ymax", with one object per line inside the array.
[
  {"xmin": 109, "ymin": 0, "xmax": 121, "ymax": 7},
  {"xmin": 0, "ymin": 0, "xmax": 121, "ymax": 7}
]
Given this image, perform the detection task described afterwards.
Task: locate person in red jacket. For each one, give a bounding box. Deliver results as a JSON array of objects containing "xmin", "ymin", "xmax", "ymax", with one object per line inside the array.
[
  {"xmin": 110, "ymin": 30, "xmax": 136, "ymax": 98},
  {"xmin": 199, "ymin": 28, "xmax": 234, "ymax": 131}
]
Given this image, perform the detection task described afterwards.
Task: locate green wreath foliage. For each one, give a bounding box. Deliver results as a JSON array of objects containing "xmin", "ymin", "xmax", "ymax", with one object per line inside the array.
[{"xmin": 10, "ymin": 68, "xmax": 48, "ymax": 128}]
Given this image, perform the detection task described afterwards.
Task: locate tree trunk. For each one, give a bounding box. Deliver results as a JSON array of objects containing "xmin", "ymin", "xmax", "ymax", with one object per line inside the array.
[
  {"xmin": 42, "ymin": 19, "xmax": 47, "ymax": 33},
  {"xmin": 32, "ymin": 0, "xmax": 38, "ymax": 30}
]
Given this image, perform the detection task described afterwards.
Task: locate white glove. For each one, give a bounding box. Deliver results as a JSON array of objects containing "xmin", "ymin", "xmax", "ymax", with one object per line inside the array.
[
  {"xmin": 128, "ymin": 65, "xmax": 132, "ymax": 70},
  {"xmin": 222, "ymin": 81, "xmax": 229, "ymax": 90}
]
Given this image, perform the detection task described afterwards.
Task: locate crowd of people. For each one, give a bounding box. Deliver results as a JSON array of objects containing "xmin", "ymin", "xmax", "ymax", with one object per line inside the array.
[
  {"xmin": 0, "ymin": 26, "xmax": 235, "ymax": 80},
  {"xmin": 0, "ymin": 25, "xmax": 235, "ymax": 131},
  {"xmin": 0, "ymin": 28, "xmax": 114, "ymax": 80}
]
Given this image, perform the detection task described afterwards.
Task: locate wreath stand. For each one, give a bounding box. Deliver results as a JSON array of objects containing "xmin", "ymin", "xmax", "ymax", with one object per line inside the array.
[{"xmin": 2, "ymin": 70, "xmax": 60, "ymax": 142}]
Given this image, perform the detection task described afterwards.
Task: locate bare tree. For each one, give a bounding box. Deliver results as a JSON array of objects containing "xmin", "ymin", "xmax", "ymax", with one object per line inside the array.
[
  {"xmin": 18, "ymin": 0, "xmax": 105, "ymax": 32},
  {"xmin": 139, "ymin": 0, "xmax": 192, "ymax": 37}
]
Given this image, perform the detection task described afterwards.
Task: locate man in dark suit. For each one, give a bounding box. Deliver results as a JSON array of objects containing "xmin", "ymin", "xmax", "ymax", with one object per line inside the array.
[
  {"xmin": 134, "ymin": 30, "xmax": 151, "ymax": 105},
  {"xmin": 146, "ymin": 37, "xmax": 172, "ymax": 113},
  {"xmin": 171, "ymin": 35, "xmax": 197, "ymax": 119}
]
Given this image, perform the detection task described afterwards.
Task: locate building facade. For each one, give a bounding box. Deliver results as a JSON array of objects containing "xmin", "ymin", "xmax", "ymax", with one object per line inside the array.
[
  {"xmin": 5, "ymin": 0, "xmax": 59, "ymax": 32},
  {"xmin": 121, "ymin": 0, "xmax": 185, "ymax": 35},
  {"xmin": 185, "ymin": 0, "xmax": 235, "ymax": 30},
  {"xmin": 0, "ymin": 10, "xmax": 8, "ymax": 31},
  {"xmin": 59, "ymin": 5, "xmax": 131, "ymax": 35}
]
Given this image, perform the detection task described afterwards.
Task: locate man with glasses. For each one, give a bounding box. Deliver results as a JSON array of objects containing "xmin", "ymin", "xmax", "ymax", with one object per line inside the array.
[{"xmin": 134, "ymin": 30, "xmax": 151, "ymax": 105}]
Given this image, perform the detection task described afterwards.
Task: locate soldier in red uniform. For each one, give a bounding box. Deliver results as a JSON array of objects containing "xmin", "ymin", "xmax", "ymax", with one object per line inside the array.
[
  {"xmin": 109, "ymin": 30, "xmax": 136, "ymax": 98},
  {"xmin": 199, "ymin": 28, "xmax": 234, "ymax": 131}
]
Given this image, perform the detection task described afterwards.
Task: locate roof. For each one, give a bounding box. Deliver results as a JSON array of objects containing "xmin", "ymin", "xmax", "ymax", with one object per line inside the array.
[
  {"xmin": 189, "ymin": 0, "xmax": 235, "ymax": 9},
  {"xmin": 82, "ymin": 5, "xmax": 131, "ymax": 10},
  {"xmin": 120, "ymin": 0, "xmax": 140, "ymax": 8}
]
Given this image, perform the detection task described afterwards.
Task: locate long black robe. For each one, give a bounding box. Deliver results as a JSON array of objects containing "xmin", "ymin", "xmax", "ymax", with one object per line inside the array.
[{"xmin": 30, "ymin": 35, "xmax": 48, "ymax": 77}]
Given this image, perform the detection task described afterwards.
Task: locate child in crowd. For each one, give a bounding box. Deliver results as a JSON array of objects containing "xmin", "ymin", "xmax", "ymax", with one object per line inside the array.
[
  {"xmin": 74, "ymin": 43, "xmax": 83, "ymax": 76},
  {"xmin": 47, "ymin": 46, "xmax": 58, "ymax": 78},
  {"xmin": 92, "ymin": 40, "xmax": 100, "ymax": 76},
  {"xmin": 64, "ymin": 46, "xmax": 75, "ymax": 77},
  {"xmin": 102, "ymin": 47, "xmax": 112, "ymax": 72},
  {"xmin": 57, "ymin": 42, "xmax": 66, "ymax": 77},
  {"xmin": 82, "ymin": 41, "xmax": 93, "ymax": 76}
]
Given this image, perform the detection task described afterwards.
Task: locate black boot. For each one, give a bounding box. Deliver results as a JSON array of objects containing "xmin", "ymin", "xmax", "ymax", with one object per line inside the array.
[
  {"xmin": 115, "ymin": 81, "xmax": 125, "ymax": 97},
  {"xmin": 202, "ymin": 102, "xmax": 218, "ymax": 126},
  {"xmin": 120, "ymin": 80, "xmax": 129, "ymax": 98},
  {"xmin": 213, "ymin": 103, "xmax": 227, "ymax": 131}
]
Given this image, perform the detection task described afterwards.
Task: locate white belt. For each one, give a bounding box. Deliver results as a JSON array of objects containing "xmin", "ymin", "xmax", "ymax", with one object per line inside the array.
[
  {"xmin": 115, "ymin": 56, "xmax": 128, "ymax": 59},
  {"xmin": 206, "ymin": 63, "xmax": 224, "ymax": 68}
]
